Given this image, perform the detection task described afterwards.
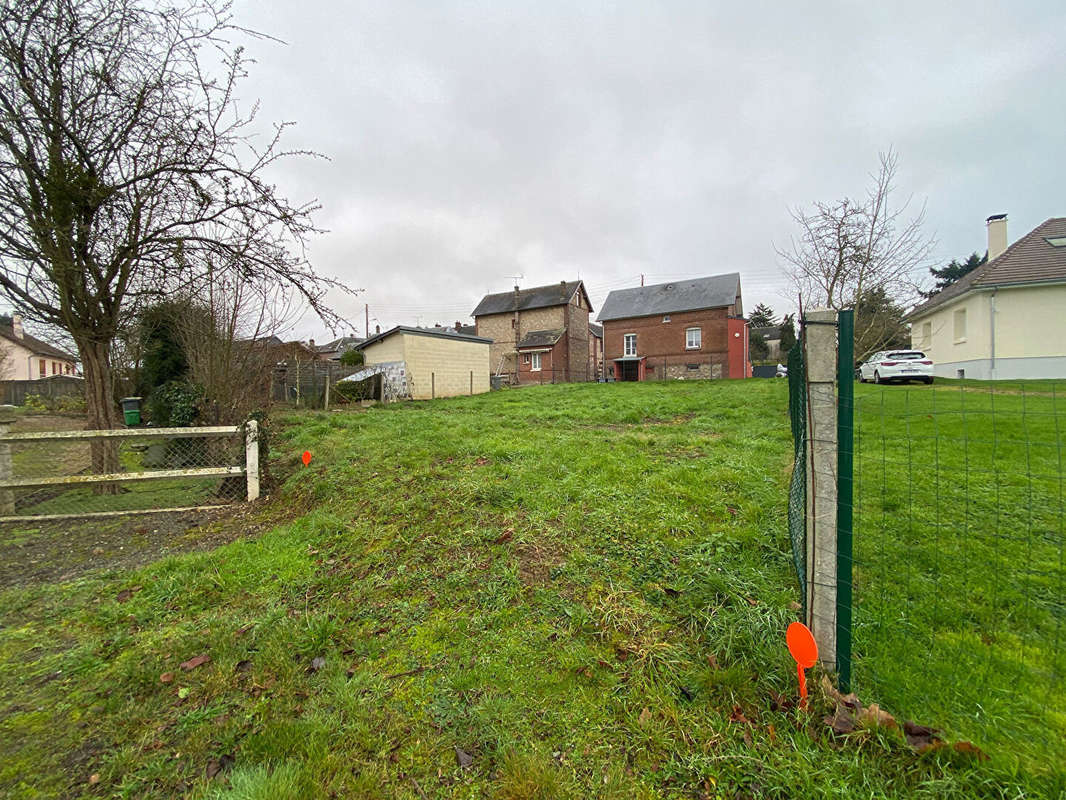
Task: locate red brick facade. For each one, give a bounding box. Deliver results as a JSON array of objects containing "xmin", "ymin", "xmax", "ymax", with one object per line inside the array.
[{"xmin": 603, "ymin": 308, "xmax": 747, "ymax": 380}]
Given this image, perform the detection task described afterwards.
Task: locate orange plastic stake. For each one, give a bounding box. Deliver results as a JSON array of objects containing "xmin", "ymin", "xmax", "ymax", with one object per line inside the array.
[
  {"xmin": 786, "ymin": 622, "xmax": 818, "ymax": 708},
  {"xmin": 301, "ymin": 450, "xmax": 312, "ymax": 467}
]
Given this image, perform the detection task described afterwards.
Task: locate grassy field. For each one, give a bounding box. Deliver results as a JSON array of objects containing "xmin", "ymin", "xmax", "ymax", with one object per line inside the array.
[
  {"xmin": 0, "ymin": 380, "xmax": 1061, "ymax": 798},
  {"xmin": 852, "ymin": 379, "xmax": 1066, "ymax": 774}
]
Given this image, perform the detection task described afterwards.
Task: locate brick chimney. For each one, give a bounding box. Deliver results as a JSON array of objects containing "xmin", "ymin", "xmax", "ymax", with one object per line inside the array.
[
  {"xmin": 455, "ymin": 320, "xmax": 462, "ymax": 331},
  {"xmin": 375, "ymin": 324, "xmax": 380, "ymax": 334},
  {"xmin": 11, "ymin": 314, "xmax": 23, "ymax": 340},
  {"xmin": 986, "ymin": 214, "xmax": 1008, "ymax": 261}
]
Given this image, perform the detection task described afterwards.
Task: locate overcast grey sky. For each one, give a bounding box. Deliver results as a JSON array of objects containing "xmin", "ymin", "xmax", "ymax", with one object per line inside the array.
[{"xmin": 230, "ymin": 0, "xmax": 1065, "ymax": 339}]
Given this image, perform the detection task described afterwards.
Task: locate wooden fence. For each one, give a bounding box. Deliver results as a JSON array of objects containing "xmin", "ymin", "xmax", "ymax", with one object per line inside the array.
[{"xmin": 0, "ymin": 375, "xmax": 84, "ymax": 406}]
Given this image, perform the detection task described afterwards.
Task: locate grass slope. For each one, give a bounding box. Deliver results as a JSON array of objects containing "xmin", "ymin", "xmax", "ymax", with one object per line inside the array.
[{"xmin": 0, "ymin": 381, "xmax": 1059, "ymax": 798}]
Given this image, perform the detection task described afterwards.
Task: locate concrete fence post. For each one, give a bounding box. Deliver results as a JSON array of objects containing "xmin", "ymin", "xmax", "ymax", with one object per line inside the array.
[
  {"xmin": 804, "ymin": 308, "xmax": 838, "ymax": 671},
  {"xmin": 0, "ymin": 417, "xmax": 14, "ymax": 514},
  {"xmin": 245, "ymin": 420, "xmax": 260, "ymax": 502}
]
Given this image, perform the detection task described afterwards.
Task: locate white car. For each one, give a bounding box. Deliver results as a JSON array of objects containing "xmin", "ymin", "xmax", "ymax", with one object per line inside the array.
[{"xmin": 858, "ymin": 350, "xmax": 934, "ymax": 385}]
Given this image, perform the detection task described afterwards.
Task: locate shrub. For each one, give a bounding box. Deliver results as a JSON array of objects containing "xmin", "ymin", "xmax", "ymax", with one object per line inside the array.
[
  {"xmin": 22, "ymin": 393, "xmax": 86, "ymax": 414},
  {"xmin": 148, "ymin": 381, "xmax": 204, "ymax": 427},
  {"xmin": 339, "ymin": 349, "xmax": 364, "ymax": 367}
]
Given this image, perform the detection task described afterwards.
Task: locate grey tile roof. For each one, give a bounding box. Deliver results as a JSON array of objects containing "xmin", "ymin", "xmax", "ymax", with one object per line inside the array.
[
  {"xmin": 315, "ymin": 336, "xmax": 364, "ymax": 353},
  {"xmin": 908, "ymin": 217, "xmax": 1066, "ymax": 318},
  {"xmin": 588, "ymin": 323, "xmax": 603, "ymax": 338},
  {"xmin": 750, "ymin": 325, "xmax": 782, "ymax": 340},
  {"xmin": 472, "ymin": 280, "xmax": 590, "ymax": 316},
  {"xmin": 355, "ymin": 325, "xmax": 492, "ymax": 350},
  {"xmin": 597, "ymin": 273, "xmax": 741, "ymax": 322},
  {"xmin": 517, "ymin": 328, "xmax": 566, "ymax": 349},
  {"xmin": 0, "ymin": 324, "xmax": 76, "ymax": 360},
  {"xmin": 457, "ymin": 324, "xmax": 477, "ymax": 336}
]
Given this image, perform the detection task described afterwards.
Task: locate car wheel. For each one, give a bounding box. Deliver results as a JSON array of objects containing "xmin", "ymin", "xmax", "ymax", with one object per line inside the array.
[
  {"xmin": 874, "ymin": 371, "xmax": 882, "ymax": 384},
  {"xmin": 924, "ymin": 377, "xmax": 934, "ymax": 385}
]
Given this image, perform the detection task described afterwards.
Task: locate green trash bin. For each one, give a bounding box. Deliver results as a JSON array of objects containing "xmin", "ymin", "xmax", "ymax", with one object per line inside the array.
[{"xmin": 120, "ymin": 396, "xmax": 142, "ymax": 426}]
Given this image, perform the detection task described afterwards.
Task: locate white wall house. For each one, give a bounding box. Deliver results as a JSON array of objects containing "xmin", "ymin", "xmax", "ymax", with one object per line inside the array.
[
  {"xmin": 908, "ymin": 215, "xmax": 1066, "ymax": 380},
  {"xmin": 0, "ymin": 315, "xmax": 79, "ymax": 380}
]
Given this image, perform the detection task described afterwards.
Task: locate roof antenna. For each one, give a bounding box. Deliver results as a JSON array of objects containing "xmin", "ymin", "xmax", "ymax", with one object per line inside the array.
[{"xmin": 508, "ymin": 274, "xmax": 524, "ymax": 290}]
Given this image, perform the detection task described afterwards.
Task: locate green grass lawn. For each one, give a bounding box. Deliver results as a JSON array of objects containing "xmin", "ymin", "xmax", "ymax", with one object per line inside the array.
[
  {"xmin": 852, "ymin": 379, "xmax": 1066, "ymax": 775},
  {"xmin": 0, "ymin": 380, "xmax": 1060, "ymax": 798}
]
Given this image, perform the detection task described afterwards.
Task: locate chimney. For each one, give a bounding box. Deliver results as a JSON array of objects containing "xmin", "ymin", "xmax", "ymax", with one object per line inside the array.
[
  {"xmin": 11, "ymin": 314, "xmax": 23, "ymax": 340},
  {"xmin": 375, "ymin": 324, "xmax": 380, "ymax": 334},
  {"xmin": 434, "ymin": 322, "xmax": 442, "ymax": 328},
  {"xmin": 308, "ymin": 338, "xmax": 315, "ymax": 349},
  {"xmin": 455, "ymin": 321, "xmax": 462, "ymax": 331},
  {"xmin": 986, "ymin": 214, "xmax": 1008, "ymax": 261}
]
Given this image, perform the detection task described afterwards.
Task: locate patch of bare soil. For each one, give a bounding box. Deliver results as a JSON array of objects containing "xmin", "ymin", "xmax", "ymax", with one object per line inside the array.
[{"xmin": 0, "ymin": 506, "xmax": 253, "ymax": 589}]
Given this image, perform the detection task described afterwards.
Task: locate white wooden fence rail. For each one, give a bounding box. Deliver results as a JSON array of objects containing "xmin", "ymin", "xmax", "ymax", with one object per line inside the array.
[{"xmin": 0, "ymin": 420, "xmax": 259, "ymax": 521}]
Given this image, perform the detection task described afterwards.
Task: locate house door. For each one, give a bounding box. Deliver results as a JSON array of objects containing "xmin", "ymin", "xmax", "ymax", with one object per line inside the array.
[{"xmin": 619, "ymin": 360, "xmax": 640, "ymax": 381}]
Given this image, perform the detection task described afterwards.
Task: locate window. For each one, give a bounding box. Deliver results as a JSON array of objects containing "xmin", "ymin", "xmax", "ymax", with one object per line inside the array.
[
  {"xmin": 662, "ymin": 315, "xmax": 671, "ymax": 323},
  {"xmin": 921, "ymin": 321, "xmax": 932, "ymax": 347},
  {"xmin": 623, "ymin": 333, "xmax": 637, "ymax": 356},
  {"xmin": 1045, "ymin": 236, "xmax": 1066, "ymax": 247},
  {"xmin": 39, "ymin": 359, "xmax": 45, "ymax": 378},
  {"xmin": 531, "ymin": 353, "xmax": 542, "ymax": 371},
  {"xmin": 522, "ymin": 354, "xmax": 530, "ymax": 364},
  {"xmin": 686, "ymin": 327, "xmax": 701, "ymax": 349},
  {"xmin": 953, "ymin": 308, "xmax": 967, "ymax": 342},
  {"xmin": 52, "ymin": 361, "xmax": 58, "ymax": 375}
]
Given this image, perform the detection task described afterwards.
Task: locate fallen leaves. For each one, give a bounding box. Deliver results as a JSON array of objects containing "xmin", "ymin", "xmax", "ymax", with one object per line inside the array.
[
  {"xmin": 159, "ymin": 672, "xmax": 174, "ymax": 684},
  {"xmin": 205, "ymin": 754, "xmax": 234, "ymax": 779},
  {"xmin": 494, "ymin": 529, "xmax": 513, "ymax": 545},
  {"xmin": 817, "ymin": 675, "xmax": 988, "ymax": 760},
  {"xmin": 115, "ymin": 585, "xmax": 143, "ymax": 603},
  {"xmin": 637, "ymin": 707, "xmax": 653, "ymax": 727},
  {"xmin": 179, "ymin": 654, "xmax": 210, "ymax": 671},
  {"xmin": 454, "ymin": 746, "xmax": 474, "ymax": 769}
]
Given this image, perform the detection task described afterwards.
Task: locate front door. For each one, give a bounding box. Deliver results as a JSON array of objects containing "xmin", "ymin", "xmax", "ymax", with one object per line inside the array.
[{"xmin": 620, "ymin": 360, "xmax": 640, "ymax": 381}]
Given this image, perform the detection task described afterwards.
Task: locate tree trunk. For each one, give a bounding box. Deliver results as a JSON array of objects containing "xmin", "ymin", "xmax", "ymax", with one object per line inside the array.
[{"xmin": 79, "ymin": 339, "xmax": 121, "ymax": 494}]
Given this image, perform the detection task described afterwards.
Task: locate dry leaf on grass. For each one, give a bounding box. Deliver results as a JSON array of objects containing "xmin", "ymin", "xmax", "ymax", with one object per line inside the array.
[{"xmin": 179, "ymin": 654, "xmax": 210, "ymax": 671}]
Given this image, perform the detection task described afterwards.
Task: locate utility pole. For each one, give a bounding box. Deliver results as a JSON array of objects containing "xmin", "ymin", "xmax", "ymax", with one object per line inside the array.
[{"xmin": 640, "ymin": 274, "xmax": 644, "ymax": 286}]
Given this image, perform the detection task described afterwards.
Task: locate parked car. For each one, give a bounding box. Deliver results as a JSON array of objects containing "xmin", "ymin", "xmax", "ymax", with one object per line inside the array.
[{"xmin": 857, "ymin": 350, "xmax": 934, "ymax": 384}]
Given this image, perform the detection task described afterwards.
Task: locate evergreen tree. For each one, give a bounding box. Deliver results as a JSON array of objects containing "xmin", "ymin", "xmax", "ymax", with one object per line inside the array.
[
  {"xmin": 779, "ymin": 314, "xmax": 797, "ymax": 354},
  {"xmin": 921, "ymin": 252, "xmax": 986, "ymax": 298},
  {"xmin": 748, "ymin": 303, "xmax": 777, "ymax": 328}
]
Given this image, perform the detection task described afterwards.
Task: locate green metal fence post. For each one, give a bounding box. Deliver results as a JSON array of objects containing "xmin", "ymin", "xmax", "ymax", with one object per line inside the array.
[{"xmin": 836, "ymin": 309, "xmax": 854, "ymax": 692}]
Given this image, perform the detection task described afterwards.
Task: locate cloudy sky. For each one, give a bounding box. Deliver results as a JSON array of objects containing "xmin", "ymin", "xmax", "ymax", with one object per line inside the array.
[{"xmin": 230, "ymin": 0, "xmax": 1065, "ymax": 339}]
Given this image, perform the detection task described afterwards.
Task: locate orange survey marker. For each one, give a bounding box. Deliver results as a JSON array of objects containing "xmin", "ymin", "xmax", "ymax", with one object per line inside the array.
[
  {"xmin": 786, "ymin": 622, "xmax": 818, "ymax": 708},
  {"xmin": 301, "ymin": 450, "xmax": 312, "ymax": 467}
]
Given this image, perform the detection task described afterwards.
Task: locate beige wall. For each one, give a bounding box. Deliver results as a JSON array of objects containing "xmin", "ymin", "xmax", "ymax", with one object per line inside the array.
[
  {"xmin": 363, "ymin": 331, "xmax": 490, "ymax": 399},
  {"xmin": 0, "ymin": 339, "xmax": 77, "ymax": 380},
  {"xmin": 361, "ymin": 334, "xmax": 406, "ymax": 365},
  {"xmin": 910, "ymin": 283, "xmax": 1066, "ymax": 378}
]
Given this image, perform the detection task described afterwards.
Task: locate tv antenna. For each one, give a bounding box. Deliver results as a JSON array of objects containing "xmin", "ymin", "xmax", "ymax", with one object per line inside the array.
[{"xmin": 508, "ymin": 274, "xmax": 524, "ymax": 288}]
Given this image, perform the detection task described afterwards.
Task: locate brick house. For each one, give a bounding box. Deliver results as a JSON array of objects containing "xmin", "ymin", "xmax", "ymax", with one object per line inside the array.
[
  {"xmin": 472, "ymin": 280, "xmax": 592, "ymax": 383},
  {"xmin": 597, "ymin": 273, "xmax": 750, "ymax": 381},
  {"xmin": 589, "ymin": 323, "xmax": 604, "ymax": 380}
]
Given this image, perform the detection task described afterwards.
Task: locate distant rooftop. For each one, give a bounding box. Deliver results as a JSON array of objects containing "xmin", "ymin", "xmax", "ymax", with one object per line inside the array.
[{"xmin": 597, "ymin": 273, "xmax": 741, "ymax": 322}]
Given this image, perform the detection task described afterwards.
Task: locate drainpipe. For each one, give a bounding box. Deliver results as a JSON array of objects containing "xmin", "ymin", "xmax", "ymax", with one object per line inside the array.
[{"xmin": 989, "ymin": 288, "xmax": 996, "ymax": 379}]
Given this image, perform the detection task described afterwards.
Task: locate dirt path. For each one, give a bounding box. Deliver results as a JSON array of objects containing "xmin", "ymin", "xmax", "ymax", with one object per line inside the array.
[{"xmin": 0, "ymin": 508, "xmax": 245, "ymax": 589}]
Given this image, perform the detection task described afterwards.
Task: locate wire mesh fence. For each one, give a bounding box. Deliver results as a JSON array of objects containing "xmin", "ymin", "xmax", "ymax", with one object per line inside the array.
[
  {"xmin": 786, "ymin": 336, "xmax": 808, "ymax": 620},
  {"xmin": 0, "ymin": 416, "xmax": 253, "ymax": 520},
  {"xmin": 850, "ymin": 381, "xmax": 1066, "ymax": 766}
]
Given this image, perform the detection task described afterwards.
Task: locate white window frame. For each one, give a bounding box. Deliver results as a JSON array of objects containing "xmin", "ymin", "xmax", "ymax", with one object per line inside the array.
[
  {"xmin": 531, "ymin": 352, "xmax": 542, "ymax": 371},
  {"xmin": 623, "ymin": 333, "xmax": 637, "ymax": 357},
  {"xmin": 662, "ymin": 315, "xmax": 671, "ymax": 323},
  {"xmin": 522, "ymin": 353, "xmax": 530, "ymax": 364},
  {"xmin": 685, "ymin": 327, "xmax": 702, "ymax": 350}
]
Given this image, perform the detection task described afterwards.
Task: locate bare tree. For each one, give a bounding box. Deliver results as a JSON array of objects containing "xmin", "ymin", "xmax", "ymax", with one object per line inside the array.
[
  {"xmin": 776, "ymin": 150, "xmax": 935, "ymax": 356},
  {"xmin": 0, "ymin": 0, "xmax": 343, "ymax": 477}
]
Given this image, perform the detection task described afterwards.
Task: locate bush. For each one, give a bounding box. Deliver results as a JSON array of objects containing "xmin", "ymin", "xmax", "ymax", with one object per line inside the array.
[
  {"xmin": 22, "ymin": 393, "xmax": 87, "ymax": 414},
  {"xmin": 148, "ymin": 381, "xmax": 204, "ymax": 427},
  {"xmin": 339, "ymin": 349, "xmax": 364, "ymax": 367}
]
